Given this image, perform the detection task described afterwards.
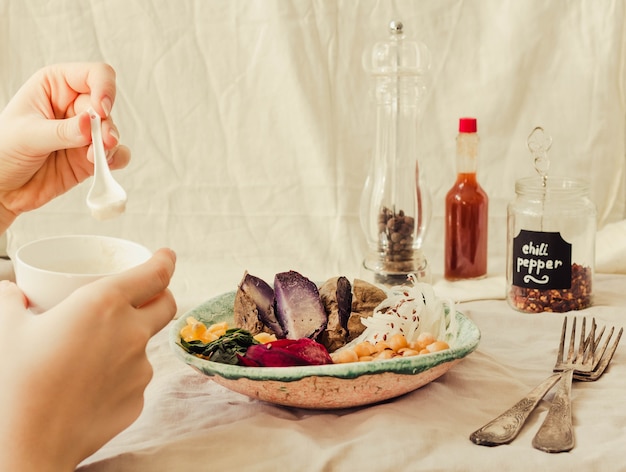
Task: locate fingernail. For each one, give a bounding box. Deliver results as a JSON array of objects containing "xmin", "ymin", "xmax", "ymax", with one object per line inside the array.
[
  {"xmin": 105, "ymin": 149, "xmax": 115, "ymax": 164},
  {"xmin": 87, "ymin": 144, "xmax": 95, "ymax": 163},
  {"xmin": 0, "ymin": 280, "xmax": 17, "ymax": 294},
  {"xmin": 0, "ymin": 279, "xmax": 12, "ymax": 290},
  {"xmin": 109, "ymin": 127, "xmax": 119, "ymax": 142},
  {"xmin": 101, "ymin": 97, "xmax": 112, "ymax": 117}
]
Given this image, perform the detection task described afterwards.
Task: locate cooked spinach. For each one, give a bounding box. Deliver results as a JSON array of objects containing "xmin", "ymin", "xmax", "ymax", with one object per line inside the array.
[{"xmin": 180, "ymin": 328, "xmax": 259, "ymax": 365}]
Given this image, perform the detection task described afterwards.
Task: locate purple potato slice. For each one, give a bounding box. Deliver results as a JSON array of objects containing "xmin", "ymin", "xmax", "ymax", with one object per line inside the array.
[{"xmin": 274, "ymin": 270, "xmax": 328, "ymax": 340}]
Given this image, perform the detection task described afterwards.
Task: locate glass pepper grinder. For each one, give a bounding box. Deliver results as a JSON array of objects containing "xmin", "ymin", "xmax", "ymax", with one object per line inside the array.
[{"xmin": 360, "ymin": 20, "xmax": 432, "ymax": 285}]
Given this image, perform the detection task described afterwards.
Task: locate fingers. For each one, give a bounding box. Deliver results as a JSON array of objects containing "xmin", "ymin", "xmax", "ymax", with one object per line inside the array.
[
  {"xmin": 0, "ymin": 280, "xmax": 28, "ymax": 320},
  {"xmin": 26, "ymin": 62, "xmax": 124, "ymax": 154},
  {"xmin": 86, "ymin": 144, "xmax": 131, "ymax": 169},
  {"xmin": 115, "ymin": 248, "xmax": 176, "ymax": 305},
  {"xmin": 106, "ymin": 144, "xmax": 131, "ymax": 170},
  {"xmin": 61, "ymin": 249, "xmax": 176, "ymax": 337},
  {"xmin": 101, "ymin": 119, "xmax": 120, "ymax": 149},
  {"xmin": 38, "ymin": 113, "xmax": 122, "ymax": 159},
  {"xmin": 74, "ymin": 94, "xmax": 120, "ymax": 147},
  {"xmin": 46, "ymin": 63, "xmax": 117, "ymax": 118},
  {"xmin": 85, "ymin": 122, "xmax": 129, "ymax": 168},
  {"xmin": 58, "ymin": 110, "xmax": 92, "ymax": 148},
  {"xmin": 112, "ymin": 248, "xmax": 178, "ymax": 334},
  {"xmin": 136, "ymin": 288, "xmax": 178, "ymax": 337}
]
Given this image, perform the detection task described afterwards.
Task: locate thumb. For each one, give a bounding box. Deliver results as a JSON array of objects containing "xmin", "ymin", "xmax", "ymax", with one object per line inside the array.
[
  {"xmin": 37, "ymin": 111, "xmax": 91, "ymax": 152},
  {"xmin": 0, "ymin": 280, "xmax": 28, "ymax": 319}
]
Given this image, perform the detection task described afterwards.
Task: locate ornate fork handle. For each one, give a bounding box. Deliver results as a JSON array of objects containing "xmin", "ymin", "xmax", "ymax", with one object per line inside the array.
[
  {"xmin": 470, "ymin": 373, "xmax": 561, "ymax": 446},
  {"xmin": 532, "ymin": 368, "xmax": 575, "ymax": 452}
]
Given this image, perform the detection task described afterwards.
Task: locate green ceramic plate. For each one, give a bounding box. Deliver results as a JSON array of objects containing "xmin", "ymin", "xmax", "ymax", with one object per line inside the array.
[{"xmin": 170, "ymin": 291, "xmax": 481, "ymax": 409}]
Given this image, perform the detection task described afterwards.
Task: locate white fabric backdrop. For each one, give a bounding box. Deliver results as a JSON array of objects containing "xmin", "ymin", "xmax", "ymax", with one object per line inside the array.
[{"xmin": 0, "ymin": 0, "xmax": 625, "ymax": 310}]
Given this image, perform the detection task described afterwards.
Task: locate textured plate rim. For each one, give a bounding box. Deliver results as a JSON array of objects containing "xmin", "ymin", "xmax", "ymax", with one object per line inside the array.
[{"xmin": 169, "ymin": 290, "xmax": 481, "ymax": 382}]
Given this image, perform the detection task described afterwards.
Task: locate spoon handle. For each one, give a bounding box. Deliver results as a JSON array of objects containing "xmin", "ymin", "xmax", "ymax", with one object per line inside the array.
[
  {"xmin": 470, "ymin": 373, "xmax": 561, "ymax": 446},
  {"xmin": 88, "ymin": 108, "xmax": 108, "ymax": 176}
]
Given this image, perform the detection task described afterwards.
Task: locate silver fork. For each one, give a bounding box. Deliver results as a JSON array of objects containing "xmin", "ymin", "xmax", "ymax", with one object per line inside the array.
[
  {"xmin": 531, "ymin": 317, "xmax": 595, "ymax": 453},
  {"xmin": 575, "ymin": 324, "xmax": 623, "ymax": 381},
  {"xmin": 470, "ymin": 316, "xmax": 620, "ymax": 447}
]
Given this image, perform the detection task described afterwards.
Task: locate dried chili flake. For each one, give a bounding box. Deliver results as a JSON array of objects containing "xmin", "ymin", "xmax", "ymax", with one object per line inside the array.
[{"xmin": 509, "ymin": 263, "xmax": 592, "ymax": 313}]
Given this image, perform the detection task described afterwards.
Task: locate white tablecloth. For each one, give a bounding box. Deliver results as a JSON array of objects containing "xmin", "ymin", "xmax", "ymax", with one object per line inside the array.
[{"xmin": 77, "ymin": 273, "xmax": 626, "ymax": 471}]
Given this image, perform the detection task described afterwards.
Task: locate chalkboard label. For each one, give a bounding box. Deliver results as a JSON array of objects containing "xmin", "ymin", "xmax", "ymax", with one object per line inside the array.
[{"xmin": 511, "ymin": 230, "xmax": 572, "ymax": 289}]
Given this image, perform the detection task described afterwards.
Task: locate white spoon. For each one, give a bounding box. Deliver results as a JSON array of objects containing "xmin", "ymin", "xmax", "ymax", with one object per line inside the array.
[{"xmin": 86, "ymin": 107, "xmax": 127, "ymax": 220}]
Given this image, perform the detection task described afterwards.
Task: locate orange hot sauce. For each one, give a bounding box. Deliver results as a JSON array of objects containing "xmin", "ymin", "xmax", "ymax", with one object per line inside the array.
[{"xmin": 444, "ymin": 118, "xmax": 488, "ymax": 280}]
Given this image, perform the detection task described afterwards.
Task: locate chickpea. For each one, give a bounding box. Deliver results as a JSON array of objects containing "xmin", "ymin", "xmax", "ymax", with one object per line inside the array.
[
  {"xmin": 331, "ymin": 349, "xmax": 359, "ymax": 364},
  {"xmin": 398, "ymin": 348, "xmax": 420, "ymax": 357},
  {"xmin": 328, "ymin": 332, "xmax": 450, "ymax": 365},
  {"xmin": 374, "ymin": 349, "xmax": 395, "ymax": 360},
  {"xmin": 388, "ymin": 333, "xmax": 408, "ymax": 352},
  {"xmin": 353, "ymin": 341, "xmax": 375, "ymax": 358},
  {"xmin": 426, "ymin": 340, "xmax": 450, "ymax": 353},
  {"xmin": 415, "ymin": 332, "xmax": 436, "ymax": 351},
  {"xmin": 374, "ymin": 341, "xmax": 391, "ymax": 353}
]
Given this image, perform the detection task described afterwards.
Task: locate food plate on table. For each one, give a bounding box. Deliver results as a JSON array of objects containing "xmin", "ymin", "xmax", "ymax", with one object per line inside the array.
[{"xmin": 169, "ymin": 290, "xmax": 481, "ymax": 410}]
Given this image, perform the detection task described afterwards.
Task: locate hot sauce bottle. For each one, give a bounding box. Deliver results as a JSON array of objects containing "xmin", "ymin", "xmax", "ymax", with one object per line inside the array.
[{"xmin": 444, "ymin": 117, "xmax": 488, "ymax": 280}]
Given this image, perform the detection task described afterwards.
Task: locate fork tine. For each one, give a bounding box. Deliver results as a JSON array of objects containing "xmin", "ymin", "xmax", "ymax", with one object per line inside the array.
[
  {"xmin": 583, "ymin": 318, "xmax": 596, "ymax": 365},
  {"xmin": 576, "ymin": 317, "xmax": 589, "ymax": 363},
  {"xmin": 575, "ymin": 326, "xmax": 622, "ymax": 381},
  {"xmin": 570, "ymin": 317, "xmax": 577, "ymax": 362},
  {"xmin": 586, "ymin": 322, "xmax": 607, "ymax": 368},
  {"xmin": 557, "ymin": 316, "xmax": 568, "ymax": 364},
  {"xmin": 600, "ymin": 327, "xmax": 623, "ymax": 372},
  {"xmin": 577, "ymin": 317, "xmax": 586, "ymax": 362},
  {"xmin": 568, "ymin": 316, "xmax": 580, "ymax": 363},
  {"xmin": 587, "ymin": 324, "xmax": 606, "ymax": 351},
  {"xmin": 592, "ymin": 325, "xmax": 613, "ymax": 367}
]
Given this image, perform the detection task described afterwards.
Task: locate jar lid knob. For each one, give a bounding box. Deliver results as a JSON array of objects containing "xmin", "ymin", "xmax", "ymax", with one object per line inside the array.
[
  {"xmin": 527, "ymin": 126, "xmax": 552, "ymax": 182},
  {"xmin": 389, "ymin": 20, "xmax": 403, "ymax": 34}
]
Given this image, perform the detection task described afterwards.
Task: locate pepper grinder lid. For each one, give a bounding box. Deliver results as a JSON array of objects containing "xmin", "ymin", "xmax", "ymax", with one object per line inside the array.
[{"xmin": 362, "ymin": 20, "xmax": 430, "ymax": 76}]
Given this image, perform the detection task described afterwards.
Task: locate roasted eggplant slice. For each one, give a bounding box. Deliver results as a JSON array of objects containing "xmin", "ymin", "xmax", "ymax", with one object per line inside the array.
[
  {"xmin": 336, "ymin": 276, "xmax": 352, "ymax": 333},
  {"xmin": 348, "ymin": 279, "xmax": 386, "ymax": 340},
  {"xmin": 233, "ymin": 272, "xmax": 284, "ymax": 337}
]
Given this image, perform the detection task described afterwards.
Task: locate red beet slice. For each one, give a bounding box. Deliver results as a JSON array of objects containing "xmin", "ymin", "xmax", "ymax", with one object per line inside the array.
[{"xmin": 242, "ymin": 338, "xmax": 333, "ymax": 367}]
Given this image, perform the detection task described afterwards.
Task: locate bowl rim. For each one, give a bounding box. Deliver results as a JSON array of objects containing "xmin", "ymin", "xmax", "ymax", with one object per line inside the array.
[
  {"xmin": 14, "ymin": 234, "xmax": 151, "ymax": 276},
  {"xmin": 169, "ymin": 290, "xmax": 481, "ymax": 382}
]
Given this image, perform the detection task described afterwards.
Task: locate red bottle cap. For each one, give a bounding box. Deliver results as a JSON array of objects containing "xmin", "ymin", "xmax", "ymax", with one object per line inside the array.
[{"xmin": 459, "ymin": 117, "xmax": 477, "ymax": 133}]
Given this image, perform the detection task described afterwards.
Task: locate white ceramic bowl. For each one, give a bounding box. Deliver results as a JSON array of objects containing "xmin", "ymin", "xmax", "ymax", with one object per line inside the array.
[
  {"xmin": 14, "ymin": 235, "xmax": 152, "ymax": 313},
  {"xmin": 170, "ymin": 291, "xmax": 481, "ymax": 409}
]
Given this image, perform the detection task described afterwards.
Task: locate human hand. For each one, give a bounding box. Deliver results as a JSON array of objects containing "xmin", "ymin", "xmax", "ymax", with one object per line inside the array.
[
  {"xmin": 0, "ymin": 248, "xmax": 177, "ymax": 472},
  {"xmin": 0, "ymin": 63, "xmax": 130, "ymax": 232}
]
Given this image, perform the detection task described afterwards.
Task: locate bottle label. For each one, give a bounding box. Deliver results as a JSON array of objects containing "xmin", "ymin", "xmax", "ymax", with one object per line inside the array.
[{"xmin": 511, "ymin": 230, "xmax": 572, "ymax": 289}]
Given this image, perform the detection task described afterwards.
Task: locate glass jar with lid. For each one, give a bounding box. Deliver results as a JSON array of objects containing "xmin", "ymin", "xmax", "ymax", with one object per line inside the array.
[{"xmin": 506, "ymin": 176, "xmax": 596, "ymax": 313}]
